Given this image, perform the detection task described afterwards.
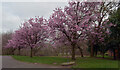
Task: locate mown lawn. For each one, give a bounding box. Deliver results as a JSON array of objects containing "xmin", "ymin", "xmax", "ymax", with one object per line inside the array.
[
  {"xmin": 12, "ymin": 55, "xmax": 118, "ymax": 68},
  {"xmin": 12, "ymin": 56, "xmax": 71, "ymax": 65},
  {"xmin": 72, "ymin": 57, "xmax": 118, "ymax": 68}
]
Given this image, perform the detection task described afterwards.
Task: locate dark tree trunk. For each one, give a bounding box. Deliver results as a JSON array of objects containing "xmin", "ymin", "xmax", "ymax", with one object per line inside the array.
[
  {"xmin": 11, "ymin": 49, "xmax": 15, "ymax": 55},
  {"xmin": 102, "ymin": 53, "xmax": 104, "ymax": 58},
  {"xmin": 113, "ymin": 49, "xmax": 116, "ymax": 60},
  {"xmin": 78, "ymin": 47, "xmax": 84, "ymax": 57},
  {"xmin": 90, "ymin": 45, "xmax": 94, "ymax": 57},
  {"xmin": 18, "ymin": 47, "xmax": 21, "ymax": 55},
  {"xmin": 30, "ymin": 47, "xmax": 33, "ymax": 58},
  {"xmin": 111, "ymin": 51, "xmax": 112, "ymax": 57},
  {"xmin": 94, "ymin": 51, "xmax": 97, "ymax": 57},
  {"xmin": 71, "ymin": 45, "xmax": 76, "ymax": 60},
  {"xmin": 12, "ymin": 50, "xmax": 14, "ymax": 55},
  {"xmin": 118, "ymin": 47, "xmax": 120, "ymax": 60}
]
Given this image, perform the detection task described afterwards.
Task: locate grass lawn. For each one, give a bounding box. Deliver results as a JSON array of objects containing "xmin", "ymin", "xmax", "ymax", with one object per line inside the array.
[
  {"xmin": 72, "ymin": 57, "xmax": 118, "ymax": 68},
  {"xmin": 12, "ymin": 55, "xmax": 71, "ymax": 65},
  {"xmin": 12, "ymin": 55, "xmax": 118, "ymax": 68},
  {"xmin": 96, "ymin": 55, "xmax": 113, "ymax": 59}
]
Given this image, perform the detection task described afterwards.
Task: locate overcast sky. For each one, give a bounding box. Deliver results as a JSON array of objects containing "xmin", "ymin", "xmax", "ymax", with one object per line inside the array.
[
  {"xmin": 1, "ymin": 2, "xmax": 68, "ymax": 33},
  {"xmin": 1, "ymin": 0, "xmax": 118, "ymax": 33}
]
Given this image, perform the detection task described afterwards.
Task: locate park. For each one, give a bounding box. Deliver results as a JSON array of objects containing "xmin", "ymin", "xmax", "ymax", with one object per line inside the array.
[{"xmin": 1, "ymin": 0, "xmax": 120, "ymax": 69}]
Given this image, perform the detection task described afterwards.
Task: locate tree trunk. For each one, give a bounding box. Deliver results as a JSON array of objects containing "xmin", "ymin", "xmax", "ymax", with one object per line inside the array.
[
  {"xmin": 118, "ymin": 47, "xmax": 120, "ymax": 60},
  {"xmin": 18, "ymin": 47, "xmax": 21, "ymax": 55},
  {"xmin": 30, "ymin": 47, "xmax": 33, "ymax": 58},
  {"xmin": 78, "ymin": 47, "xmax": 84, "ymax": 57},
  {"xmin": 102, "ymin": 53, "xmax": 104, "ymax": 58},
  {"xmin": 12, "ymin": 49, "xmax": 15, "ymax": 55},
  {"xmin": 111, "ymin": 51, "xmax": 112, "ymax": 57},
  {"xmin": 94, "ymin": 51, "xmax": 97, "ymax": 57},
  {"xmin": 71, "ymin": 45, "xmax": 76, "ymax": 60},
  {"xmin": 113, "ymin": 49, "xmax": 116, "ymax": 60},
  {"xmin": 90, "ymin": 45, "xmax": 94, "ymax": 57},
  {"xmin": 12, "ymin": 50, "xmax": 14, "ymax": 55}
]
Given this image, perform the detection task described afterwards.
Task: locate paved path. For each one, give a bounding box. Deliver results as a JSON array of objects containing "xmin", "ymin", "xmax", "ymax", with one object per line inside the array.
[{"xmin": 2, "ymin": 56, "xmax": 68, "ymax": 68}]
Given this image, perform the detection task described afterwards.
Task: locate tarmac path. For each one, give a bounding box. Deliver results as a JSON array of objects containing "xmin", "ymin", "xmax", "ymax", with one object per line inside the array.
[{"xmin": 2, "ymin": 56, "xmax": 68, "ymax": 68}]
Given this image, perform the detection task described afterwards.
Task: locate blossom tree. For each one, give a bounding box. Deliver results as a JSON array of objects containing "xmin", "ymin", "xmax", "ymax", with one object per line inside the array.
[
  {"xmin": 86, "ymin": 2, "xmax": 119, "ymax": 57},
  {"xmin": 6, "ymin": 17, "xmax": 49, "ymax": 57},
  {"xmin": 20, "ymin": 17, "xmax": 49, "ymax": 57},
  {"xmin": 5, "ymin": 39, "xmax": 17, "ymax": 55},
  {"xmin": 5, "ymin": 31, "xmax": 27, "ymax": 55},
  {"xmin": 87, "ymin": 22, "xmax": 115, "ymax": 57},
  {"xmin": 48, "ymin": 1, "xmax": 103, "ymax": 60},
  {"xmin": 12, "ymin": 31, "xmax": 26, "ymax": 55}
]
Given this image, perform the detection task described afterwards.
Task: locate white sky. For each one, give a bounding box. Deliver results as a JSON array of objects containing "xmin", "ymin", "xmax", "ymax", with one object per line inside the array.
[
  {"xmin": 1, "ymin": 0, "xmax": 68, "ymax": 33},
  {"xmin": 1, "ymin": 0, "xmax": 119, "ymax": 33}
]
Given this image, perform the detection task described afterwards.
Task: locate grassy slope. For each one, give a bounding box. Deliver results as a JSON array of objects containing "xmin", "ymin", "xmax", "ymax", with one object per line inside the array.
[
  {"xmin": 73, "ymin": 57, "xmax": 118, "ymax": 68},
  {"xmin": 12, "ymin": 56, "xmax": 71, "ymax": 65},
  {"xmin": 12, "ymin": 55, "xmax": 118, "ymax": 68}
]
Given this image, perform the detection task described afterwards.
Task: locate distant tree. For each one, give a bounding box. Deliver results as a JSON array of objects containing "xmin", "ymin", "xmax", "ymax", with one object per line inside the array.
[
  {"xmin": 109, "ymin": 7, "xmax": 120, "ymax": 60},
  {"xmin": 6, "ymin": 17, "xmax": 49, "ymax": 57},
  {"xmin": 2, "ymin": 31, "xmax": 12, "ymax": 47},
  {"xmin": 86, "ymin": 2, "xmax": 119, "ymax": 57},
  {"xmin": 5, "ymin": 39, "xmax": 16, "ymax": 55},
  {"xmin": 2, "ymin": 31, "xmax": 13, "ymax": 55}
]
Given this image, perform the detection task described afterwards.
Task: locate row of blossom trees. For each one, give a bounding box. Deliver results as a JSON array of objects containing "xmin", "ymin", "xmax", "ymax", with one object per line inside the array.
[
  {"xmin": 6, "ymin": 17, "xmax": 49, "ymax": 57},
  {"xmin": 5, "ymin": 1, "xmax": 118, "ymax": 60}
]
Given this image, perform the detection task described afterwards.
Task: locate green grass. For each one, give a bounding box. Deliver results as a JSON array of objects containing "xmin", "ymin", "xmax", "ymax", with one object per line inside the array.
[
  {"xmin": 12, "ymin": 55, "xmax": 71, "ymax": 65},
  {"xmin": 72, "ymin": 57, "xmax": 118, "ymax": 68},
  {"xmin": 97, "ymin": 55, "xmax": 113, "ymax": 58},
  {"xmin": 12, "ymin": 55, "xmax": 118, "ymax": 68}
]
